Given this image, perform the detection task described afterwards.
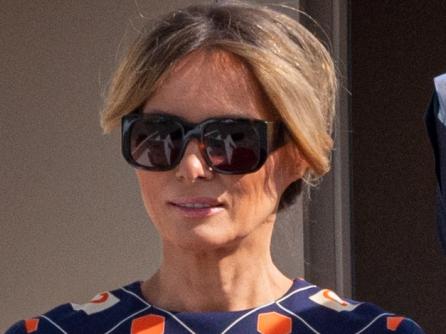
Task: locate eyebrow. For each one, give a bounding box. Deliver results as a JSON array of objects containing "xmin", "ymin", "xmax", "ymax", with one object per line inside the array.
[
  {"xmin": 142, "ymin": 108, "xmax": 177, "ymax": 117},
  {"xmin": 143, "ymin": 107, "xmax": 177, "ymax": 113},
  {"xmin": 142, "ymin": 108, "xmax": 250, "ymax": 119}
]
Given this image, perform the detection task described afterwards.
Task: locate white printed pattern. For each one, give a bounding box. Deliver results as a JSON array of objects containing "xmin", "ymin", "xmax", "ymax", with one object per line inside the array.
[
  {"xmin": 71, "ymin": 291, "xmax": 120, "ymax": 315},
  {"xmin": 309, "ymin": 289, "xmax": 361, "ymax": 313}
]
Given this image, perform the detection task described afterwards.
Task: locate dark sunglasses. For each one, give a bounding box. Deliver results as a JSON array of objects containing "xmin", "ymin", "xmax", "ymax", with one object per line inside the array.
[{"xmin": 121, "ymin": 112, "xmax": 285, "ymax": 174}]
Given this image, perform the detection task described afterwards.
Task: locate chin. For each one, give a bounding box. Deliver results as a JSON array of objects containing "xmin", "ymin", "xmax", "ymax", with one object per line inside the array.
[{"xmin": 168, "ymin": 230, "xmax": 245, "ymax": 253}]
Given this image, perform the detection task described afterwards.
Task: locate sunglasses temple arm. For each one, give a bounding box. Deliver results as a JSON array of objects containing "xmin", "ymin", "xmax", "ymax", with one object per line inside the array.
[{"xmin": 266, "ymin": 122, "xmax": 286, "ymax": 152}]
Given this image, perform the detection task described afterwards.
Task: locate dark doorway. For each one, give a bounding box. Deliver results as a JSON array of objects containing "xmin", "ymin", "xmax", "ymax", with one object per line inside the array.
[{"xmin": 351, "ymin": 1, "xmax": 446, "ymax": 333}]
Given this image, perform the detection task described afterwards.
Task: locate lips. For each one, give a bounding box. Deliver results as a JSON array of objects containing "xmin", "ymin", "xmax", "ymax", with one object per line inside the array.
[
  {"xmin": 174, "ymin": 203, "xmax": 217, "ymax": 208},
  {"xmin": 169, "ymin": 197, "xmax": 225, "ymax": 218},
  {"xmin": 169, "ymin": 197, "xmax": 224, "ymax": 208}
]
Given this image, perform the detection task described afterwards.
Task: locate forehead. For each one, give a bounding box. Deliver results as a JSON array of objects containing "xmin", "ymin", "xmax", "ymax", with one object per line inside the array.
[{"xmin": 143, "ymin": 49, "xmax": 275, "ymax": 121}]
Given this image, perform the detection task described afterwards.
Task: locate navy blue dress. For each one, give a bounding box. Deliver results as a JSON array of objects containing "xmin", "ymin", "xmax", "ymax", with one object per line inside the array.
[{"xmin": 5, "ymin": 277, "xmax": 424, "ymax": 334}]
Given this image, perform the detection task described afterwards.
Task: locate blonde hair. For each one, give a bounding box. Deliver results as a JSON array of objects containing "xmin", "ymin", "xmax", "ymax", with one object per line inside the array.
[{"xmin": 100, "ymin": 0, "xmax": 338, "ymax": 209}]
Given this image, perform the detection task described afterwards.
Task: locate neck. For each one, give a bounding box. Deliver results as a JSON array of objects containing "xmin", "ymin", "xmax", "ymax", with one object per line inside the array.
[{"xmin": 141, "ymin": 223, "xmax": 293, "ymax": 312}]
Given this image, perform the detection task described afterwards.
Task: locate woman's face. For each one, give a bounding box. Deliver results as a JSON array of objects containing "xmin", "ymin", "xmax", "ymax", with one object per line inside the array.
[{"xmin": 135, "ymin": 49, "xmax": 304, "ymax": 251}]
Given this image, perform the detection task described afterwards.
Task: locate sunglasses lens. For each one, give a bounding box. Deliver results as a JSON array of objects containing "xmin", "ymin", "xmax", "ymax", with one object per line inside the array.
[
  {"xmin": 130, "ymin": 118, "xmax": 183, "ymax": 169},
  {"xmin": 204, "ymin": 120, "xmax": 260, "ymax": 173}
]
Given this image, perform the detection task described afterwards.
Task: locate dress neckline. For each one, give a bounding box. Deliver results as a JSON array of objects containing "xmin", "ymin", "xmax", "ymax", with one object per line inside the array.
[{"xmin": 131, "ymin": 277, "xmax": 303, "ymax": 315}]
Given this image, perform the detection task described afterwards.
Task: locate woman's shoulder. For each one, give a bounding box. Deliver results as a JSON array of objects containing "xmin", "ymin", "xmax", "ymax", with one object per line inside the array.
[
  {"xmin": 4, "ymin": 280, "xmax": 144, "ymax": 334},
  {"xmin": 281, "ymin": 277, "xmax": 425, "ymax": 334}
]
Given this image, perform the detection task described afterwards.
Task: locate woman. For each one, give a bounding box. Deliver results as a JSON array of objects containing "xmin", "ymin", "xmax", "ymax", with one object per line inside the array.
[{"xmin": 6, "ymin": 1, "xmax": 424, "ymax": 333}]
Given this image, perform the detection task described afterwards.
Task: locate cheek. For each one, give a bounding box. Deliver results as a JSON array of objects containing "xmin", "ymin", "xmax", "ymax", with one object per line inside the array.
[
  {"xmin": 228, "ymin": 169, "xmax": 280, "ymax": 218},
  {"xmin": 135, "ymin": 171, "xmax": 167, "ymax": 218},
  {"xmin": 231, "ymin": 146, "xmax": 302, "ymax": 210},
  {"xmin": 269, "ymin": 143, "xmax": 305, "ymax": 190}
]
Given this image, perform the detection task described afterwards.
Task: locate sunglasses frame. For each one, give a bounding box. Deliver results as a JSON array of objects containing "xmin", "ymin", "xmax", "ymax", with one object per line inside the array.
[{"xmin": 121, "ymin": 112, "xmax": 285, "ymax": 175}]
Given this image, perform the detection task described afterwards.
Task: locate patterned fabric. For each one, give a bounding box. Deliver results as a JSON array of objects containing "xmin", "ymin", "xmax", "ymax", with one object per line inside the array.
[
  {"xmin": 425, "ymin": 72, "xmax": 446, "ymax": 253},
  {"xmin": 5, "ymin": 278, "xmax": 424, "ymax": 334}
]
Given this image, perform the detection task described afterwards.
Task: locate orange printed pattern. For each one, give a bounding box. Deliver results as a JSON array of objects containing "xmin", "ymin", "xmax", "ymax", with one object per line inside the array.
[
  {"xmin": 90, "ymin": 292, "xmax": 109, "ymax": 304},
  {"xmin": 131, "ymin": 314, "xmax": 166, "ymax": 334},
  {"xmin": 309, "ymin": 289, "xmax": 360, "ymax": 313},
  {"xmin": 257, "ymin": 312, "xmax": 292, "ymax": 334},
  {"xmin": 24, "ymin": 318, "xmax": 39, "ymax": 333},
  {"xmin": 387, "ymin": 316, "xmax": 404, "ymax": 331},
  {"xmin": 322, "ymin": 290, "xmax": 348, "ymax": 306},
  {"xmin": 71, "ymin": 291, "xmax": 120, "ymax": 315}
]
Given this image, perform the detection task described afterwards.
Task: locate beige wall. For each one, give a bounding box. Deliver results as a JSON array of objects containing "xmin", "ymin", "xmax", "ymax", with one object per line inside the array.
[{"xmin": 0, "ymin": 1, "xmax": 303, "ymax": 330}]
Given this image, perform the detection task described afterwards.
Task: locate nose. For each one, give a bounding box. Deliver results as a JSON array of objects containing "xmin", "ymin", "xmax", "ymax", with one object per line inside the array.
[{"xmin": 175, "ymin": 139, "xmax": 213, "ymax": 182}]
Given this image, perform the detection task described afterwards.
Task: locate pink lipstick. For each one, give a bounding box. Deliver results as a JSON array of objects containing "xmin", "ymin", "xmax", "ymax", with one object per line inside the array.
[{"xmin": 169, "ymin": 197, "xmax": 225, "ymax": 218}]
